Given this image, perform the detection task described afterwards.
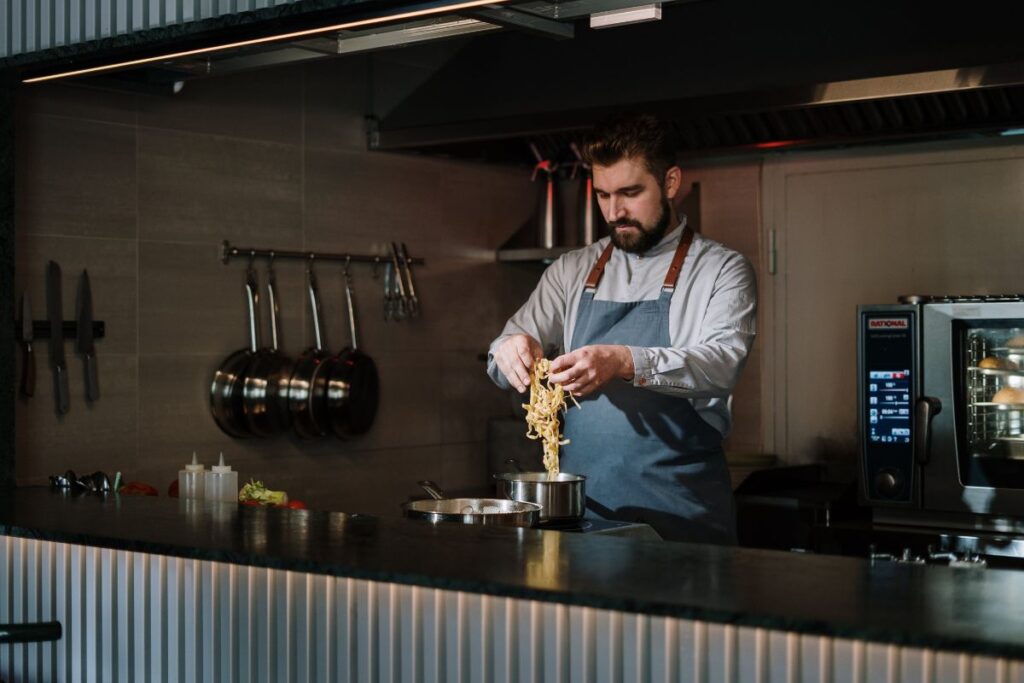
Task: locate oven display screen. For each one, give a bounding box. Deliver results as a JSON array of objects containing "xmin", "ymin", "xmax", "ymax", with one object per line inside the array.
[{"xmin": 867, "ymin": 370, "xmax": 912, "ymax": 444}]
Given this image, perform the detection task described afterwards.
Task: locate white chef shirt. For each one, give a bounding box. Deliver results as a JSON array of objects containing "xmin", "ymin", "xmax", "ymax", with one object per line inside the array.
[{"xmin": 487, "ymin": 218, "xmax": 757, "ymax": 438}]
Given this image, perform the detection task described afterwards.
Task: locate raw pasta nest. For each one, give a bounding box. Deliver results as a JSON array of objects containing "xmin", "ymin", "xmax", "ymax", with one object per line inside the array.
[{"xmin": 523, "ymin": 359, "xmax": 580, "ymax": 475}]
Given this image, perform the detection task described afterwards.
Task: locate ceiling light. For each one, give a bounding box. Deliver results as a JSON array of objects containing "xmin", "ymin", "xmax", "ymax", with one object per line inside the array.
[{"xmin": 589, "ymin": 3, "xmax": 661, "ymax": 29}]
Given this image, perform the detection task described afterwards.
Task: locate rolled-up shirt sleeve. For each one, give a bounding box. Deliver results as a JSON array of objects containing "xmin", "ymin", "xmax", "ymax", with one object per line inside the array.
[
  {"xmin": 627, "ymin": 253, "xmax": 757, "ymax": 398},
  {"xmin": 487, "ymin": 258, "xmax": 569, "ymax": 390}
]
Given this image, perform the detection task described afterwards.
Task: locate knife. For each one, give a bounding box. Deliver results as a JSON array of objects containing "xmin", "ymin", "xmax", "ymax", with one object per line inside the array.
[
  {"xmin": 399, "ymin": 243, "xmax": 420, "ymax": 318},
  {"xmin": 76, "ymin": 269, "xmax": 99, "ymax": 403},
  {"xmin": 383, "ymin": 261, "xmax": 394, "ymax": 321},
  {"xmin": 46, "ymin": 261, "xmax": 70, "ymax": 415},
  {"xmin": 19, "ymin": 294, "xmax": 35, "ymax": 398},
  {"xmin": 389, "ymin": 242, "xmax": 408, "ymax": 320}
]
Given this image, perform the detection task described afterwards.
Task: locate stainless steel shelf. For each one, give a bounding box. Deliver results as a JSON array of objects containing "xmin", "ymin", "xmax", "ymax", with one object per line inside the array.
[{"xmin": 496, "ymin": 247, "xmax": 576, "ymax": 263}]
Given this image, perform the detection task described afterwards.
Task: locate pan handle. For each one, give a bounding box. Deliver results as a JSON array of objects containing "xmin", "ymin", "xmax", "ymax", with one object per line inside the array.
[
  {"xmin": 267, "ymin": 258, "xmax": 282, "ymax": 352},
  {"xmin": 344, "ymin": 260, "xmax": 358, "ymax": 350},
  {"xmin": 307, "ymin": 262, "xmax": 326, "ymax": 352},
  {"xmin": 504, "ymin": 458, "xmax": 524, "ymax": 473},
  {"xmin": 418, "ymin": 480, "xmax": 446, "ymax": 500},
  {"xmin": 245, "ymin": 262, "xmax": 261, "ymax": 353}
]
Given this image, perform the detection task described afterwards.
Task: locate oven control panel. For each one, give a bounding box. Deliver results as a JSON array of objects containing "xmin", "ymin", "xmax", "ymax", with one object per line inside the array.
[{"xmin": 859, "ymin": 307, "xmax": 918, "ymax": 505}]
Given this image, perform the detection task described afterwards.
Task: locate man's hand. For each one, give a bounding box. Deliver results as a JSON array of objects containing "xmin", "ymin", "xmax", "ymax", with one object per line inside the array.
[
  {"xmin": 548, "ymin": 345, "xmax": 635, "ymax": 397},
  {"xmin": 494, "ymin": 334, "xmax": 543, "ymax": 393}
]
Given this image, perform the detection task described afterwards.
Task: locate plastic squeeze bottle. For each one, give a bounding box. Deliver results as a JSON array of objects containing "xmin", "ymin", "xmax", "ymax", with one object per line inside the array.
[
  {"xmin": 178, "ymin": 451, "xmax": 206, "ymax": 499},
  {"xmin": 205, "ymin": 453, "xmax": 239, "ymax": 503}
]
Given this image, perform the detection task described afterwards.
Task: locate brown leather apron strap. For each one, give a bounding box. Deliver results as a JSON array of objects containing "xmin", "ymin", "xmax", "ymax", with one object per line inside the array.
[
  {"xmin": 583, "ymin": 243, "xmax": 615, "ymax": 291},
  {"xmin": 661, "ymin": 226, "xmax": 694, "ymax": 291},
  {"xmin": 583, "ymin": 227, "xmax": 695, "ymax": 292}
]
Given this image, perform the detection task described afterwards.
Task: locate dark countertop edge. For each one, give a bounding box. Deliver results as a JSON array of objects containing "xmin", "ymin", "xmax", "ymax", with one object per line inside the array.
[
  {"xmin": 4, "ymin": 521, "xmax": 1024, "ymax": 661},
  {"xmin": 0, "ymin": 0, "xmax": 478, "ymax": 75}
]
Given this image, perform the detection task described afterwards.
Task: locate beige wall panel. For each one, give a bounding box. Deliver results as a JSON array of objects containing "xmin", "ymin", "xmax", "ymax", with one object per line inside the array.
[{"xmin": 765, "ymin": 138, "xmax": 1024, "ymax": 464}]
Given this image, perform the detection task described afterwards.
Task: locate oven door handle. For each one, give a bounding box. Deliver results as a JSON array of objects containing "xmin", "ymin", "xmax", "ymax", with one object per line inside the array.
[{"xmin": 913, "ymin": 396, "xmax": 942, "ymax": 465}]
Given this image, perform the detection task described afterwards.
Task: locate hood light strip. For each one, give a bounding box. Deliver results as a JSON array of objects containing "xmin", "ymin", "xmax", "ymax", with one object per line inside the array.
[{"xmin": 23, "ymin": 0, "xmax": 508, "ymax": 84}]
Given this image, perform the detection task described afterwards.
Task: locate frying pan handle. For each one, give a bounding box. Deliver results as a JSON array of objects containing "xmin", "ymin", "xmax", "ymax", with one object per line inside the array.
[
  {"xmin": 344, "ymin": 270, "xmax": 358, "ymax": 350},
  {"xmin": 245, "ymin": 266, "xmax": 261, "ymax": 353},
  {"xmin": 307, "ymin": 265, "xmax": 326, "ymax": 351},
  {"xmin": 267, "ymin": 264, "xmax": 282, "ymax": 352},
  {"xmin": 418, "ymin": 480, "xmax": 446, "ymax": 500}
]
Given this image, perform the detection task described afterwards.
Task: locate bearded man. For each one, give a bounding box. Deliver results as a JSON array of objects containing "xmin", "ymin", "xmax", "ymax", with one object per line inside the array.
[{"xmin": 487, "ymin": 113, "xmax": 757, "ymax": 544}]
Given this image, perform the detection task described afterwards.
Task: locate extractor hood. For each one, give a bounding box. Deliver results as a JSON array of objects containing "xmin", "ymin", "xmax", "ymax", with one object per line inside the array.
[{"xmin": 370, "ymin": 61, "xmax": 1024, "ymax": 163}]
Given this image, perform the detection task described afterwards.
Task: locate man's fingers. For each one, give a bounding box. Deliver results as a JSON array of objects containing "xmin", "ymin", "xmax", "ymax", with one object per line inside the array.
[
  {"xmin": 515, "ymin": 366, "xmax": 531, "ymax": 392},
  {"xmin": 548, "ymin": 369, "xmax": 574, "ymax": 386},
  {"xmin": 549, "ymin": 353, "xmax": 575, "ymax": 374},
  {"xmin": 516, "ymin": 344, "xmax": 535, "ymax": 375},
  {"xmin": 494, "ymin": 354, "xmax": 516, "ymax": 391},
  {"xmin": 497, "ymin": 349, "xmax": 528, "ymax": 393},
  {"xmin": 563, "ymin": 378, "xmax": 590, "ymax": 396}
]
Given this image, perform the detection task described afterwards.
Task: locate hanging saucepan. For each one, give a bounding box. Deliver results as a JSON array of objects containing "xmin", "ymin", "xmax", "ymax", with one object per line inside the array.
[
  {"xmin": 210, "ymin": 259, "xmax": 260, "ymax": 438},
  {"xmin": 243, "ymin": 258, "xmax": 294, "ymax": 437},
  {"xmin": 326, "ymin": 262, "xmax": 380, "ymax": 438},
  {"xmin": 289, "ymin": 261, "xmax": 333, "ymax": 439},
  {"xmin": 494, "ymin": 458, "xmax": 586, "ymax": 524},
  {"xmin": 402, "ymin": 481, "xmax": 541, "ymax": 527}
]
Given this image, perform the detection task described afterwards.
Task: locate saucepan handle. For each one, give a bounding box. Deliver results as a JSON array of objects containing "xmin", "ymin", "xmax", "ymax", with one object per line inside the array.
[
  {"xmin": 504, "ymin": 458, "xmax": 524, "ymax": 473},
  {"xmin": 418, "ymin": 480, "xmax": 446, "ymax": 500}
]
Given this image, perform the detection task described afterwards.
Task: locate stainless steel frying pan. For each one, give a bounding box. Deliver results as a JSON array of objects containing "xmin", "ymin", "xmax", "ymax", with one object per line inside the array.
[
  {"xmin": 243, "ymin": 261, "xmax": 293, "ymax": 437},
  {"xmin": 289, "ymin": 264, "xmax": 332, "ymax": 439},
  {"xmin": 402, "ymin": 480, "xmax": 540, "ymax": 527},
  {"xmin": 210, "ymin": 265, "xmax": 260, "ymax": 438}
]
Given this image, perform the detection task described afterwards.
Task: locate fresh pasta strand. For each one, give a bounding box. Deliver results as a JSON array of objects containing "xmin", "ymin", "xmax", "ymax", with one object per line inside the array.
[{"xmin": 523, "ymin": 358, "xmax": 580, "ymax": 475}]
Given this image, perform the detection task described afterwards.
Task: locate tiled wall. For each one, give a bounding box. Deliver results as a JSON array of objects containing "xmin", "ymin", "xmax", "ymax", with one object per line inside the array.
[
  {"xmin": 12, "ymin": 55, "xmax": 768, "ymax": 513},
  {"xmin": 13, "ymin": 55, "xmax": 541, "ymax": 514}
]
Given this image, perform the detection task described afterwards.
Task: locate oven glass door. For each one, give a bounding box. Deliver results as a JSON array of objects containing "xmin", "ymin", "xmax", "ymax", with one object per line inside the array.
[{"xmin": 959, "ymin": 322, "xmax": 1024, "ymax": 487}]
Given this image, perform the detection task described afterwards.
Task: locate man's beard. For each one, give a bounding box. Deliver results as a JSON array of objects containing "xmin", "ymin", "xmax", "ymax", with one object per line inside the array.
[{"xmin": 608, "ymin": 197, "xmax": 673, "ymax": 254}]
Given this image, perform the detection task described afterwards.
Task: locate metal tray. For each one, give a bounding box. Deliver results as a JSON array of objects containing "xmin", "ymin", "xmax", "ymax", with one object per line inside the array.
[
  {"xmin": 968, "ymin": 366, "xmax": 1024, "ymax": 377},
  {"xmin": 973, "ymin": 402, "xmax": 1024, "ymax": 410},
  {"xmin": 988, "ymin": 436, "xmax": 1024, "ymax": 460}
]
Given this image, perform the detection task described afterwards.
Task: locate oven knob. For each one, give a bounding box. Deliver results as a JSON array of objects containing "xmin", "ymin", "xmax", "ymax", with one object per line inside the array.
[{"xmin": 874, "ymin": 469, "xmax": 904, "ymax": 498}]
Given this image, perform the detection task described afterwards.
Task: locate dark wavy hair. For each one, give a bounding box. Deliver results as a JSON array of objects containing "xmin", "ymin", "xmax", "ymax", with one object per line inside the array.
[{"xmin": 580, "ymin": 113, "xmax": 677, "ymax": 184}]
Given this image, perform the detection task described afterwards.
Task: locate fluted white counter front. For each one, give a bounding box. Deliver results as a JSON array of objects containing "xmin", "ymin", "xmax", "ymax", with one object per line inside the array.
[{"xmin": 2, "ymin": 490, "xmax": 1024, "ymax": 682}]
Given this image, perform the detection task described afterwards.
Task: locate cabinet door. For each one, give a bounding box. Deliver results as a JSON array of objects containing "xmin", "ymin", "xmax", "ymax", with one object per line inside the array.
[{"xmin": 764, "ymin": 139, "xmax": 1024, "ymax": 463}]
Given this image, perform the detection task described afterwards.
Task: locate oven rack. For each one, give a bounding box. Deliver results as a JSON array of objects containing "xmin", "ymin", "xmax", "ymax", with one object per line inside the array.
[{"xmin": 968, "ymin": 366, "xmax": 1024, "ymax": 377}]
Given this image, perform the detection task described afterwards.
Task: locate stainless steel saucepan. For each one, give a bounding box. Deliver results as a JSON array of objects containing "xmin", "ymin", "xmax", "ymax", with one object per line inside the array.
[
  {"xmin": 494, "ymin": 459, "xmax": 586, "ymax": 523},
  {"xmin": 402, "ymin": 480, "xmax": 540, "ymax": 527}
]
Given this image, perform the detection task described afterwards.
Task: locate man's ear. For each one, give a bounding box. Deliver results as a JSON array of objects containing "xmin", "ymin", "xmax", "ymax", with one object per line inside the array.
[{"xmin": 663, "ymin": 166, "xmax": 683, "ymax": 200}]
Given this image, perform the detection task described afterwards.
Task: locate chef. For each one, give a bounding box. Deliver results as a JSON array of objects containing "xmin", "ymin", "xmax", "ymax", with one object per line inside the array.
[{"xmin": 487, "ymin": 114, "xmax": 757, "ymax": 544}]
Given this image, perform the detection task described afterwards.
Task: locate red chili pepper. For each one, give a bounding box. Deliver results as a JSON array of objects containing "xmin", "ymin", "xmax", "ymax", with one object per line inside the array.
[
  {"xmin": 168, "ymin": 480, "xmax": 180, "ymax": 498},
  {"xmin": 286, "ymin": 500, "xmax": 307, "ymax": 510}
]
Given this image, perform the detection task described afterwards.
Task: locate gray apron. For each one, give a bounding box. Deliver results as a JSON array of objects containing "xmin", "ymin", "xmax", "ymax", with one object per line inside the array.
[{"xmin": 561, "ymin": 228, "xmax": 737, "ymax": 544}]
